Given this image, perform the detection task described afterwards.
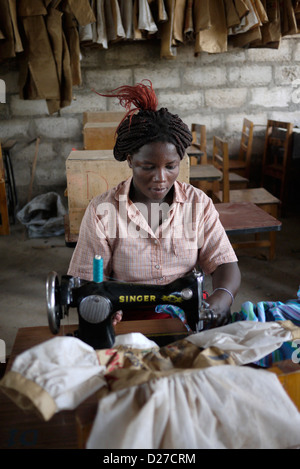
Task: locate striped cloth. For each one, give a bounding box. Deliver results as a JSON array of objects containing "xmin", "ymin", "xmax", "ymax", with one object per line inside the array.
[
  {"xmin": 231, "ymin": 287, "xmax": 300, "ymax": 367},
  {"xmin": 156, "ymin": 288, "xmax": 300, "ymax": 367}
]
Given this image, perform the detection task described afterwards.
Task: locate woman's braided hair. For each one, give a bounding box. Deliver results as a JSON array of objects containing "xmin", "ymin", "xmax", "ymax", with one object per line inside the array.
[{"xmin": 94, "ymin": 80, "xmax": 192, "ymax": 161}]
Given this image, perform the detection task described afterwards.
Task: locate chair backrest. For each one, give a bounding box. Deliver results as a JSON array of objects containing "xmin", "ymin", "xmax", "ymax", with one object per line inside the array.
[
  {"xmin": 190, "ymin": 124, "xmax": 207, "ymax": 164},
  {"xmin": 261, "ymin": 120, "xmax": 294, "ymax": 173},
  {"xmin": 238, "ymin": 118, "xmax": 254, "ymax": 178},
  {"xmin": 213, "ymin": 136, "xmax": 230, "ymax": 203}
]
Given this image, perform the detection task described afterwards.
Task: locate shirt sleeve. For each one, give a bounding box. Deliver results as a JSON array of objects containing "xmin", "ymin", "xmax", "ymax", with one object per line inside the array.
[
  {"xmin": 67, "ymin": 200, "xmax": 113, "ymax": 281},
  {"xmin": 197, "ymin": 195, "xmax": 238, "ymax": 275}
]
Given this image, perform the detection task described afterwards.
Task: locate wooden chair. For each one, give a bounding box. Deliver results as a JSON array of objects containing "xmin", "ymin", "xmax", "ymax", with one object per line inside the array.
[
  {"xmin": 261, "ymin": 120, "xmax": 294, "ymax": 213},
  {"xmin": 212, "ymin": 136, "xmax": 281, "ymax": 259},
  {"xmin": 188, "ymin": 124, "xmax": 247, "ymax": 194},
  {"xmin": 229, "ymin": 118, "xmax": 254, "ymax": 178},
  {"xmin": 186, "ymin": 124, "xmax": 207, "ymax": 165},
  {"xmin": 214, "ymin": 118, "xmax": 254, "ymax": 187},
  {"xmin": 0, "ymin": 144, "xmax": 10, "ymax": 235}
]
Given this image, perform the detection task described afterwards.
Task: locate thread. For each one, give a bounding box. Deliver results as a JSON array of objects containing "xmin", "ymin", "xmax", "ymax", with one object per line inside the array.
[{"xmin": 93, "ymin": 255, "xmax": 103, "ymax": 283}]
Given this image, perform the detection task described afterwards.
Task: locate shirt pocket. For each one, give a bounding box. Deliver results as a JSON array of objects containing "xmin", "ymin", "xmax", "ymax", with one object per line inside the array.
[{"xmin": 171, "ymin": 229, "xmax": 199, "ymax": 258}]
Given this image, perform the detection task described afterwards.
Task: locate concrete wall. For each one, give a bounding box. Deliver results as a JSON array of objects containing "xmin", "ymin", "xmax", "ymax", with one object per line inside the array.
[{"xmin": 0, "ymin": 36, "xmax": 300, "ymax": 208}]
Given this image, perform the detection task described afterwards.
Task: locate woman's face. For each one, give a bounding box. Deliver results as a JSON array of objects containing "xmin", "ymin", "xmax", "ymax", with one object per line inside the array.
[{"xmin": 127, "ymin": 141, "xmax": 181, "ymax": 204}]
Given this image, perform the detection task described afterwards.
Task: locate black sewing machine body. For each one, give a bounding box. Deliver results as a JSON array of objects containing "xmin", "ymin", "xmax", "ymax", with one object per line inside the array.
[{"xmin": 46, "ymin": 269, "xmax": 216, "ymax": 349}]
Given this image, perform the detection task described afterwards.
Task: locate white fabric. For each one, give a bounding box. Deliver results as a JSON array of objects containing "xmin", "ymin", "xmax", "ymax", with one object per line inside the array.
[
  {"xmin": 186, "ymin": 321, "xmax": 294, "ymax": 365},
  {"xmin": 9, "ymin": 336, "xmax": 106, "ymax": 412},
  {"xmin": 114, "ymin": 332, "xmax": 158, "ymax": 349},
  {"xmin": 87, "ymin": 366, "xmax": 300, "ymax": 449}
]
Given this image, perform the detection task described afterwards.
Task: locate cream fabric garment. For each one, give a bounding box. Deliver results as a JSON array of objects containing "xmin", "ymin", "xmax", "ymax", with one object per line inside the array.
[{"xmin": 87, "ymin": 365, "xmax": 300, "ymax": 449}]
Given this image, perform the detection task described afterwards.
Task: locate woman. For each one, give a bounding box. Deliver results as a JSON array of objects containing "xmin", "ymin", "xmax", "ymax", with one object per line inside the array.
[{"xmin": 68, "ymin": 80, "xmax": 241, "ymax": 327}]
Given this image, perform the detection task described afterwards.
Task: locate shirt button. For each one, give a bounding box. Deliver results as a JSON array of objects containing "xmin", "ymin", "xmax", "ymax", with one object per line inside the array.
[{"xmin": 155, "ymin": 264, "xmax": 160, "ymax": 269}]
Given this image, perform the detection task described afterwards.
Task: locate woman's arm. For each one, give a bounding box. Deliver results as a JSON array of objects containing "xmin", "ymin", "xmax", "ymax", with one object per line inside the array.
[{"xmin": 206, "ymin": 261, "xmax": 241, "ymax": 326}]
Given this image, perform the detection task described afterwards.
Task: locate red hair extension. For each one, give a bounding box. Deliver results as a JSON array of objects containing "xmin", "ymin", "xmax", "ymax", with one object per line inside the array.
[{"xmin": 92, "ymin": 80, "xmax": 158, "ymax": 125}]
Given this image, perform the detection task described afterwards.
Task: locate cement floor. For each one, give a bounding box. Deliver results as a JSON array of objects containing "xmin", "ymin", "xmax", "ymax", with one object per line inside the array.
[{"xmin": 0, "ymin": 206, "xmax": 300, "ymax": 357}]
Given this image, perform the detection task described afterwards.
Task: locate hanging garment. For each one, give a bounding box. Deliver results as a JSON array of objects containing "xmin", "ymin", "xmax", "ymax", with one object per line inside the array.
[
  {"xmin": 0, "ymin": 0, "xmax": 23, "ymax": 61},
  {"xmin": 173, "ymin": 0, "xmax": 187, "ymax": 44},
  {"xmin": 224, "ymin": 0, "xmax": 242, "ymax": 28},
  {"xmin": 183, "ymin": 0, "xmax": 194, "ymax": 39},
  {"xmin": 194, "ymin": 0, "xmax": 228, "ymax": 55},
  {"xmin": 280, "ymin": 0, "xmax": 298, "ymax": 36},
  {"xmin": 119, "ymin": 0, "xmax": 134, "ymax": 39},
  {"xmin": 89, "ymin": 0, "xmax": 108, "ymax": 49},
  {"xmin": 63, "ymin": 9, "xmax": 82, "ymax": 87},
  {"xmin": 260, "ymin": 0, "xmax": 281, "ymax": 45},
  {"xmin": 18, "ymin": 14, "xmax": 61, "ymax": 102},
  {"xmin": 104, "ymin": 0, "xmax": 125, "ymax": 43},
  {"xmin": 138, "ymin": 0, "xmax": 158, "ymax": 35},
  {"xmin": 193, "ymin": 0, "xmax": 212, "ymax": 32},
  {"xmin": 159, "ymin": 0, "xmax": 177, "ymax": 58},
  {"xmin": 66, "ymin": 0, "xmax": 96, "ymax": 26}
]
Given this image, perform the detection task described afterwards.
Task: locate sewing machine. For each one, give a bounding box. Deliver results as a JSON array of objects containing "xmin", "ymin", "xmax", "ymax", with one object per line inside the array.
[{"xmin": 46, "ymin": 269, "xmax": 217, "ymax": 349}]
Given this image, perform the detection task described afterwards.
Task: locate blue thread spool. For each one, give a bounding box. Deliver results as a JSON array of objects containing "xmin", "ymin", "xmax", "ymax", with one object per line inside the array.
[{"xmin": 93, "ymin": 255, "xmax": 103, "ymax": 283}]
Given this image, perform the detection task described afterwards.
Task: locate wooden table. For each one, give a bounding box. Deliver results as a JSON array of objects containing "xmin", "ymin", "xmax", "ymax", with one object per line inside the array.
[
  {"xmin": 190, "ymin": 164, "xmax": 222, "ymax": 182},
  {"xmin": 215, "ymin": 201, "xmax": 282, "ymax": 260},
  {"xmin": 0, "ymin": 319, "xmax": 188, "ymax": 449},
  {"xmin": 215, "ymin": 201, "xmax": 282, "ymax": 235}
]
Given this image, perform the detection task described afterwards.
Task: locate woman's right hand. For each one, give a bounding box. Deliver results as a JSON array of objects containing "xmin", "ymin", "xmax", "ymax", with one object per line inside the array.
[{"xmin": 112, "ymin": 310, "xmax": 123, "ymax": 326}]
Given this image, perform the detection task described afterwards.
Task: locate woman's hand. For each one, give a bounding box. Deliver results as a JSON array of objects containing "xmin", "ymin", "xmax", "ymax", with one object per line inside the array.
[
  {"xmin": 112, "ymin": 310, "xmax": 123, "ymax": 326},
  {"xmin": 206, "ymin": 262, "xmax": 241, "ymax": 327}
]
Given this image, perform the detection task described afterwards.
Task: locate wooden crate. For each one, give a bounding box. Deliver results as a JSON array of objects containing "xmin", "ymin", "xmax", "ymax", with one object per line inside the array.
[
  {"xmin": 66, "ymin": 150, "xmax": 190, "ymax": 234},
  {"xmin": 83, "ymin": 122, "xmax": 118, "ymax": 150},
  {"xmin": 82, "ymin": 111, "xmax": 125, "ymax": 126}
]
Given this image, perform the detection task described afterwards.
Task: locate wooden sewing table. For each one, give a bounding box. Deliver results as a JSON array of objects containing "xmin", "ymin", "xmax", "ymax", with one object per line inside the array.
[{"xmin": 0, "ymin": 319, "xmax": 188, "ymax": 449}]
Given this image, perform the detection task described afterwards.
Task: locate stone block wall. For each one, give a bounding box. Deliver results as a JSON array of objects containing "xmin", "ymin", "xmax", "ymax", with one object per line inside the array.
[{"xmin": 0, "ymin": 36, "xmax": 299, "ymax": 208}]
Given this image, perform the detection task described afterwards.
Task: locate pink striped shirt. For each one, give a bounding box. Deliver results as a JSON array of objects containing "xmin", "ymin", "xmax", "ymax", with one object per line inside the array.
[{"xmin": 68, "ymin": 177, "xmax": 237, "ymax": 283}]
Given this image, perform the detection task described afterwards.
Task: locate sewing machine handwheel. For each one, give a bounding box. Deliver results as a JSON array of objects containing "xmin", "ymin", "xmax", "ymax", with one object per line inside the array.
[{"xmin": 46, "ymin": 271, "xmax": 62, "ymax": 334}]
